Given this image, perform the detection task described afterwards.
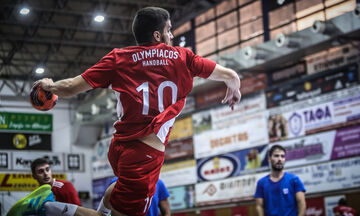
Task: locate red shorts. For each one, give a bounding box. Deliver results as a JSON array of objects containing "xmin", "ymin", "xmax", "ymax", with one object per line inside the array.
[{"xmin": 108, "ymin": 138, "xmax": 164, "ymax": 216}]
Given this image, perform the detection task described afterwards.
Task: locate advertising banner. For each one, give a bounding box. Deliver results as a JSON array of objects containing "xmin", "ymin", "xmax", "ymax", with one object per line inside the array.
[
  {"xmin": 271, "ymin": 125, "xmax": 360, "ymax": 168},
  {"xmin": 269, "ymin": 85, "xmax": 360, "ymax": 116},
  {"xmin": 287, "ymin": 157, "xmax": 360, "ymax": 194},
  {"xmin": 193, "ymin": 109, "xmax": 212, "ymax": 135},
  {"xmin": 0, "ymin": 173, "xmax": 66, "ymax": 191},
  {"xmin": 169, "ymin": 116, "xmax": 193, "ymax": 141},
  {"xmin": 305, "ymin": 43, "xmax": 360, "ymax": 75},
  {"xmin": 194, "ymin": 113, "xmax": 269, "ymax": 159},
  {"xmin": 0, "ymin": 112, "xmax": 52, "ymax": 132},
  {"xmin": 165, "ymin": 138, "xmax": 194, "ymax": 161},
  {"xmin": 12, "ymin": 152, "xmax": 64, "ymax": 171},
  {"xmin": 93, "ymin": 137, "xmax": 112, "ymax": 161},
  {"xmin": 269, "ymin": 94, "xmax": 360, "ymax": 142},
  {"xmin": 0, "ymin": 132, "xmax": 51, "ymax": 150},
  {"xmin": 160, "ymin": 160, "xmax": 197, "ymax": 187},
  {"xmin": 324, "ymin": 195, "xmax": 345, "ymax": 216},
  {"xmin": 240, "ymin": 73, "xmax": 267, "ymax": 95},
  {"xmin": 195, "ymin": 173, "xmax": 261, "ymax": 206},
  {"xmin": 195, "ymin": 85, "xmax": 226, "ymax": 109},
  {"xmin": 269, "ymin": 63, "xmax": 306, "ymax": 85},
  {"xmin": 330, "ymin": 125, "xmax": 360, "ymax": 160},
  {"xmin": 168, "ymin": 185, "xmax": 195, "ymax": 210},
  {"xmin": 0, "ymin": 151, "xmax": 10, "ymax": 170},
  {"xmin": 306, "ymin": 197, "xmax": 325, "ymax": 216},
  {"xmin": 92, "ymin": 176, "xmax": 115, "ymax": 208},
  {"xmin": 266, "ymin": 63, "xmax": 359, "ymax": 108},
  {"xmin": 182, "ymin": 96, "xmax": 195, "ymax": 115},
  {"xmin": 92, "ymin": 160, "xmax": 113, "ymax": 180},
  {"xmin": 271, "ymin": 130, "xmax": 334, "ymax": 168},
  {"xmin": 211, "ymin": 92, "xmax": 266, "ymax": 130},
  {"xmin": 197, "ymin": 145, "xmax": 269, "ymax": 182}
]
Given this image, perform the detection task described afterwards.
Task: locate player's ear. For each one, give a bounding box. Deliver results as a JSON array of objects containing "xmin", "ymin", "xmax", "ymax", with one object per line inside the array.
[{"xmin": 153, "ymin": 31, "xmax": 161, "ymax": 42}]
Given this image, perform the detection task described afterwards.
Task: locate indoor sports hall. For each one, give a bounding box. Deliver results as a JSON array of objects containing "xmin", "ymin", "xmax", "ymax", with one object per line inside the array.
[{"xmin": 1, "ymin": 0, "xmax": 359, "ymax": 215}]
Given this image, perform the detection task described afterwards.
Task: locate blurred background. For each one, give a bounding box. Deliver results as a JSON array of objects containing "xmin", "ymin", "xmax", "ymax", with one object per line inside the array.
[{"xmin": 1, "ymin": 0, "xmax": 360, "ymax": 215}]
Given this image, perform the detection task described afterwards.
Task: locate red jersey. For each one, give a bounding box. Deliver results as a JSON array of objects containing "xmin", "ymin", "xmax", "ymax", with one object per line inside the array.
[
  {"xmin": 82, "ymin": 43, "xmax": 216, "ymax": 144},
  {"xmin": 333, "ymin": 205, "xmax": 358, "ymax": 216},
  {"xmin": 51, "ymin": 179, "xmax": 81, "ymax": 206}
]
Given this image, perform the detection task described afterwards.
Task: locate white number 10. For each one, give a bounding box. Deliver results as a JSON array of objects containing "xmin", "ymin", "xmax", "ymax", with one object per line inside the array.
[{"xmin": 136, "ymin": 81, "xmax": 178, "ymax": 115}]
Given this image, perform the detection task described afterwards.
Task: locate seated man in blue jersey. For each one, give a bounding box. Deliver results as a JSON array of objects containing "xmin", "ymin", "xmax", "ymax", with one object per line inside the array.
[
  {"xmin": 97, "ymin": 178, "xmax": 171, "ymax": 216},
  {"xmin": 254, "ymin": 144, "xmax": 306, "ymax": 216}
]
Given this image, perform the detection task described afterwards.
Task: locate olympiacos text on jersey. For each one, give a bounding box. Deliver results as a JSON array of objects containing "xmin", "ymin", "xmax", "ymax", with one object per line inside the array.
[{"xmin": 82, "ymin": 43, "xmax": 216, "ymax": 144}]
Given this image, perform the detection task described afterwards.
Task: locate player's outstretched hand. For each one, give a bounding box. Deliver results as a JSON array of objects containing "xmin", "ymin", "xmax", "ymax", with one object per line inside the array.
[
  {"xmin": 32, "ymin": 78, "xmax": 54, "ymax": 92},
  {"xmin": 222, "ymin": 87, "xmax": 241, "ymax": 110}
]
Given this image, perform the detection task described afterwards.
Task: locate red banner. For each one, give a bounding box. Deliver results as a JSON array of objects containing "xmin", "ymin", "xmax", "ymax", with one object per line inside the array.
[{"xmin": 306, "ymin": 197, "xmax": 325, "ymax": 216}]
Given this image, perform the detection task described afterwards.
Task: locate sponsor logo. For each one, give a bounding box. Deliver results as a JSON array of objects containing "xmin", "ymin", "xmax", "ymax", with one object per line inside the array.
[
  {"xmin": 306, "ymin": 207, "xmax": 323, "ymax": 216},
  {"xmin": 15, "ymin": 156, "xmax": 61, "ymax": 168},
  {"xmin": 28, "ymin": 135, "xmax": 41, "ymax": 146},
  {"xmin": 198, "ymin": 155, "xmax": 239, "ymax": 181},
  {"xmin": 203, "ymin": 184, "xmax": 217, "ymax": 196},
  {"xmin": 283, "ymin": 188, "xmax": 289, "ymax": 194},
  {"xmin": 303, "ymin": 106, "xmax": 332, "ymax": 123},
  {"xmin": 13, "ymin": 134, "xmax": 27, "ymax": 149},
  {"xmin": 289, "ymin": 113, "xmax": 302, "ymax": 136}
]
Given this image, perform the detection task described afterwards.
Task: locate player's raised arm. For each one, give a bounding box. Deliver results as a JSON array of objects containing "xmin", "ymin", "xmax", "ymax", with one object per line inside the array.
[
  {"xmin": 33, "ymin": 75, "xmax": 93, "ymax": 98},
  {"xmin": 207, "ymin": 64, "xmax": 241, "ymax": 109}
]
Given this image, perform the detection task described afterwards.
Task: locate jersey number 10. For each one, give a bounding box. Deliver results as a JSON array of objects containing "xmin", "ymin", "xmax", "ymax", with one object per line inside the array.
[{"xmin": 136, "ymin": 81, "xmax": 178, "ymax": 115}]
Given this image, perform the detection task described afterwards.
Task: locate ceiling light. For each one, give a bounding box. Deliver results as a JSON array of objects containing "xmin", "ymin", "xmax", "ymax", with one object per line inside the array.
[
  {"xmin": 19, "ymin": 7, "xmax": 30, "ymax": 15},
  {"xmin": 311, "ymin": 20, "xmax": 336, "ymax": 35},
  {"xmin": 35, "ymin": 67, "xmax": 45, "ymax": 74},
  {"xmin": 242, "ymin": 46, "xmax": 267, "ymax": 60},
  {"xmin": 94, "ymin": 15, "xmax": 105, "ymax": 23},
  {"xmin": 179, "ymin": 36, "xmax": 186, "ymax": 47},
  {"xmin": 275, "ymin": 33, "xmax": 300, "ymax": 48},
  {"xmin": 277, "ymin": 0, "xmax": 285, "ymax": 5}
]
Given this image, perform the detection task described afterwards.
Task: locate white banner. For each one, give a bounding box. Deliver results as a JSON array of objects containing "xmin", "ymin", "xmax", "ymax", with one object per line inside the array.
[
  {"xmin": 194, "ymin": 112, "xmax": 269, "ymax": 159},
  {"xmin": 195, "ymin": 173, "xmax": 262, "ymax": 205},
  {"xmin": 211, "ymin": 92, "xmax": 266, "ymax": 129},
  {"xmin": 91, "ymin": 159, "xmax": 114, "ymax": 179},
  {"xmin": 324, "ymin": 195, "xmax": 345, "ymax": 216},
  {"xmin": 160, "ymin": 160, "xmax": 197, "ymax": 187},
  {"xmin": 269, "ymin": 93, "xmax": 360, "ymax": 142},
  {"xmin": 287, "ymin": 157, "xmax": 360, "ymax": 194},
  {"xmin": 271, "ymin": 130, "xmax": 335, "ymax": 169},
  {"xmin": 12, "ymin": 151, "xmax": 64, "ymax": 171}
]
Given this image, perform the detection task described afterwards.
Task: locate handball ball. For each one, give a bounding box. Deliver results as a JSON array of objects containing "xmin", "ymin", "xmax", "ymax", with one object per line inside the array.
[{"xmin": 30, "ymin": 85, "xmax": 58, "ymax": 111}]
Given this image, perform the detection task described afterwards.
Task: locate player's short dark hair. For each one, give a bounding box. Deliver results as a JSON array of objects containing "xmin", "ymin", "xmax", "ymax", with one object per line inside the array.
[
  {"xmin": 338, "ymin": 198, "xmax": 347, "ymax": 205},
  {"xmin": 31, "ymin": 158, "xmax": 50, "ymax": 174},
  {"xmin": 132, "ymin": 7, "xmax": 170, "ymax": 44},
  {"xmin": 268, "ymin": 145, "xmax": 286, "ymax": 157}
]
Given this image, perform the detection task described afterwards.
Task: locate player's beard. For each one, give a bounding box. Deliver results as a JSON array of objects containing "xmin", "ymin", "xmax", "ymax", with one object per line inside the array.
[{"xmin": 271, "ymin": 162, "xmax": 284, "ymax": 171}]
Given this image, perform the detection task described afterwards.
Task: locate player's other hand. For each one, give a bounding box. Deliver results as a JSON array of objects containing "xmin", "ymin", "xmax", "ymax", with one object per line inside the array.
[
  {"xmin": 32, "ymin": 78, "xmax": 54, "ymax": 92},
  {"xmin": 222, "ymin": 87, "xmax": 241, "ymax": 110}
]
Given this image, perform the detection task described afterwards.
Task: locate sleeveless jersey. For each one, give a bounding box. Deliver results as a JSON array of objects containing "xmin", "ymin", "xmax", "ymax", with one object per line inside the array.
[{"xmin": 82, "ymin": 43, "xmax": 216, "ymax": 144}]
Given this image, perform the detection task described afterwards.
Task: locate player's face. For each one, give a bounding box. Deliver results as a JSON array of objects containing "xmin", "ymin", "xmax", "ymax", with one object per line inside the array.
[
  {"xmin": 161, "ymin": 20, "xmax": 174, "ymax": 45},
  {"xmin": 269, "ymin": 149, "xmax": 285, "ymax": 171},
  {"xmin": 33, "ymin": 164, "xmax": 52, "ymax": 185}
]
